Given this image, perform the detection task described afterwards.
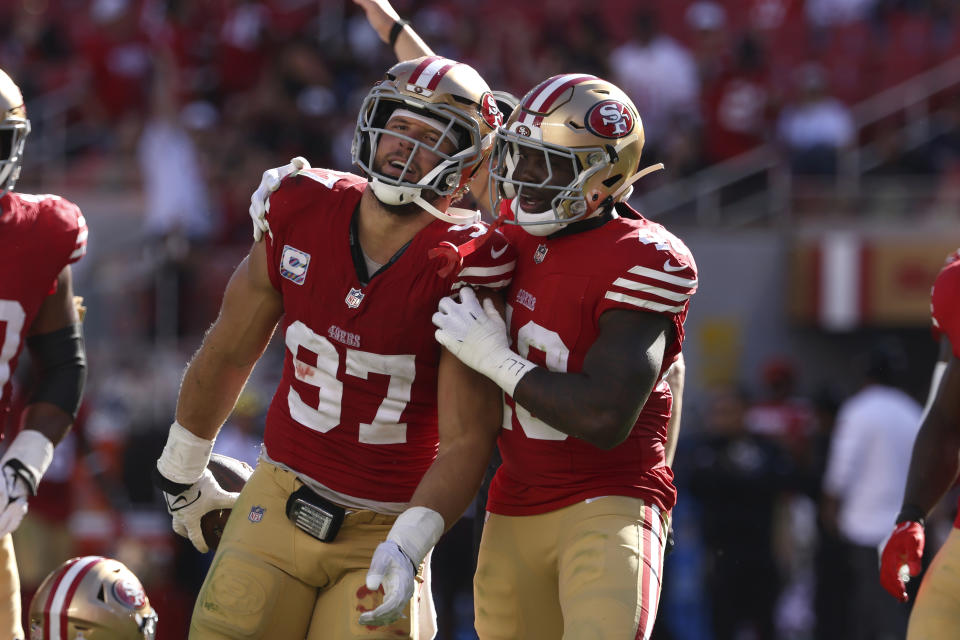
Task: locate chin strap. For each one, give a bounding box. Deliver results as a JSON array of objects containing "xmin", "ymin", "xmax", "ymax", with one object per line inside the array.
[
  {"xmin": 428, "ymin": 210, "xmax": 509, "ymax": 277},
  {"xmin": 610, "ymin": 162, "xmax": 665, "ymax": 202},
  {"xmin": 414, "ymin": 196, "xmax": 480, "ymax": 225}
]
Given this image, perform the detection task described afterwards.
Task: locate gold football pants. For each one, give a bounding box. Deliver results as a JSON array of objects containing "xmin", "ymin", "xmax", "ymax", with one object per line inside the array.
[
  {"xmin": 908, "ymin": 527, "xmax": 960, "ymax": 640},
  {"xmin": 0, "ymin": 534, "xmax": 22, "ymax": 640},
  {"xmin": 474, "ymin": 496, "xmax": 667, "ymax": 640},
  {"xmin": 189, "ymin": 460, "xmax": 434, "ymax": 639}
]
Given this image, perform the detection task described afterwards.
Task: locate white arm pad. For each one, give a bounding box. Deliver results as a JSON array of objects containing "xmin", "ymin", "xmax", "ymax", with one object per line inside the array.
[
  {"xmin": 1, "ymin": 429, "xmax": 54, "ymax": 486},
  {"xmin": 386, "ymin": 506, "xmax": 445, "ymax": 567},
  {"xmin": 156, "ymin": 421, "xmax": 215, "ymax": 486}
]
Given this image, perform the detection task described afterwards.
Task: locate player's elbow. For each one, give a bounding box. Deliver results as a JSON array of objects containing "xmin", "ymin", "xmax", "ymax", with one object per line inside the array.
[{"xmin": 585, "ymin": 410, "xmax": 635, "ymax": 450}]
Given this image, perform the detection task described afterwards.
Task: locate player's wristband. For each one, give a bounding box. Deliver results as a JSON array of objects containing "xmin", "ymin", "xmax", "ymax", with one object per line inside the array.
[
  {"xmin": 1, "ymin": 430, "xmax": 54, "ymax": 495},
  {"xmin": 895, "ymin": 504, "xmax": 926, "ymax": 528},
  {"xmin": 388, "ymin": 19, "xmax": 409, "ymax": 48},
  {"xmin": 155, "ymin": 421, "xmax": 215, "ymax": 487},
  {"xmin": 386, "ymin": 506, "xmax": 444, "ymax": 569}
]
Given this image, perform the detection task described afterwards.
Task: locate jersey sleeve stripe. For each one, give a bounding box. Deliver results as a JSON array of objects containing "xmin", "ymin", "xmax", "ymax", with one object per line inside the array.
[
  {"xmin": 604, "ymin": 291, "xmax": 684, "ymax": 314},
  {"xmin": 69, "ymin": 245, "xmax": 87, "ymax": 260},
  {"xmin": 628, "ymin": 265, "xmax": 697, "ymax": 288},
  {"xmin": 76, "ymin": 228, "xmax": 88, "ymax": 244},
  {"xmin": 611, "ymin": 278, "xmax": 691, "ymax": 302},
  {"xmin": 452, "ymin": 277, "xmax": 512, "ymax": 291},
  {"xmin": 458, "ymin": 261, "xmax": 516, "ymax": 278}
]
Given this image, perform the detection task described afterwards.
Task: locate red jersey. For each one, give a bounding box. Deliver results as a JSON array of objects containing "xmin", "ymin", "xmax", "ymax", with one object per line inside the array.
[
  {"xmin": 262, "ymin": 169, "xmax": 514, "ymax": 504},
  {"xmin": 0, "ymin": 192, "xmax": 87, "ymax": 414},
  {"xmin": 931, "ymin": 249, "xmax": 960, "ymax": 357},
  {"xmin": 487, "ymin": 204, "xmax": 697, "ymax": 516},
  {"xmin": 929, "ymin": 251, "xmax": 960, "ymax": 529}
]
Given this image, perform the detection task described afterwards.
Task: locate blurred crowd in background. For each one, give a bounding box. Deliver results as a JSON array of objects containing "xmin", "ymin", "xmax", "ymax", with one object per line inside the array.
[{"xmin": 4, "ymin": 0, "xmax": 960, "ymax": 638}]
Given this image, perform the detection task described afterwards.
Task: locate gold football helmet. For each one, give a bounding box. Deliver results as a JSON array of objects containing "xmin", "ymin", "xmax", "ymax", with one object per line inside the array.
[
  {"xmin": 28, "ymin": 556, "xmax": 158, "ymax": 640},
  {"xmin": 0, "ymin": 68, "xmax": 30, "ymax": 198},
  {"xmin": 352, "ymin": 56, "xmax": 503, "ymax": 224},
  {"xmin": 489, "ymin": 74, "xmax": 655, "ymax": 236}
]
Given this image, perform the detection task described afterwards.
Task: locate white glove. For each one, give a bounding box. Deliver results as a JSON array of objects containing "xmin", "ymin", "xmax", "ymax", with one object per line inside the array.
[
  {"xmin": 359, "ymin": 506, "xmax": 444, "ymax": 627},
  {"xmin": 162, "ymin": 468, "xmax": 239, "ymax": 553},
  {"xmin": 0, "ymin": 430, "xmax": 54, "ymax": 537},
  {"xmin": 359, "ymin": 541, "xmax": 415, "ymax": 627},
  {"xmin": 249, "ymin": 156, "xmax": 311, "ymax": 241},
  {"xmin": 432, "ymin": 287, "xmax": 536, "ymax": 396}
]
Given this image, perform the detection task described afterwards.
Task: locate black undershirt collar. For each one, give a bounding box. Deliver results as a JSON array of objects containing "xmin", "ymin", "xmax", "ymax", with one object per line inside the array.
[{"xmin": 349, "ymin": 210, "xmax": 413, "ymax": 285}]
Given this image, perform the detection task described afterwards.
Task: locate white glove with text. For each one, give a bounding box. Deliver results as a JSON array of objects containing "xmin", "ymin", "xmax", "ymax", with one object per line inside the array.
[
  {"xmin": 249, "ymin": 156, "xmax": 311, "ymax": 241},
  {"xmin": 432, "ymin": 287, "xmax": 536, "ymax": 396}
]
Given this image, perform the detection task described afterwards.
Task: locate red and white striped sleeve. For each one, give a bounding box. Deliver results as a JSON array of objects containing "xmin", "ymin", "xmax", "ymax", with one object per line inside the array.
[{"xmin": 452, "ymin": 228, "xmax": 515, "ymax": 292}]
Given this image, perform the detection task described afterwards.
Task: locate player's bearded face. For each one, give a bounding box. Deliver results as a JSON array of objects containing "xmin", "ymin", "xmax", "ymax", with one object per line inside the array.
[
  {"xmin": 511, "ymin": 148, "xmax": 576, "ymax": 213},
  {"xmin": 374, "ymin": 114, "xmax": 457, "ymax": 187}
]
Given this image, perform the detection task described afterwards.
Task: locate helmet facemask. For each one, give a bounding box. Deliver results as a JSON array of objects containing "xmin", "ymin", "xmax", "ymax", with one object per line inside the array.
[
  {"xmin": 0, "ymin": 112, "xmax": 29, "ymax": 198},
  {"xmin": 352, "ymin": 87, "xmax": 484, "ymax": 223},
  {"xmin": 489, "ymin": 127, "xmax": 613, "ymax": 236}
]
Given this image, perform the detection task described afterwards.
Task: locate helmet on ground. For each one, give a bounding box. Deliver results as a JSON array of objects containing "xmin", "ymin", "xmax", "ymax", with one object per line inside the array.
[{"xmin": 28, "ymin": 556, "xmax": 158, "ymax": 640}]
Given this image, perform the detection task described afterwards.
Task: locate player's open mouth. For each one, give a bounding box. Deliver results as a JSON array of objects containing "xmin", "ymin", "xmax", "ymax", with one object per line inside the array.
[
  {"xmin": 382, "ymin": 158, "xmax": 417, "ymax": 181},
  {"xmin": 518, "ymin": 193, "xmax": 550, "ymax": 212}
]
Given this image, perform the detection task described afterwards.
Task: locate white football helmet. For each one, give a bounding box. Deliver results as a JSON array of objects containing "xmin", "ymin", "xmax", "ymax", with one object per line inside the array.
[
  {"xmin": 28, "ymin": 556, "xmax": 158, "ymax": 640},
  {"xmin": 352, "ymin": 56, "xmax": 502, "ymax": 224},
  {"xmin": 0, "ymin": 69, "xmax": 30, "ymax": 198},
  {"xmin": 489, "ymin": 74, "xmax": 657, "ymax": 236}
]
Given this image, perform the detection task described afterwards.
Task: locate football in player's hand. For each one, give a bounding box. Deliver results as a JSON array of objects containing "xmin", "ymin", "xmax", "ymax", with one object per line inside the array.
[{"xmin": 200, "ymin": 454, "xmax": 254, "ymax": 552}]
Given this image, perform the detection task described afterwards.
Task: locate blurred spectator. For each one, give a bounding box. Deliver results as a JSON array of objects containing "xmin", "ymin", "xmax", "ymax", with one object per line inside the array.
[
  {"xmin": 608, "ymin": 10, "xmax": 699, "ymax": 156},
  {"xmin": 138, "ymin": 48, "xmax": 217, "ymax": 242},
  {"xmin": 686, "ymin": 1, "xmax": 730, "ymax": 85},
  {"xmin": 820, "ymin": 344, "xmax": 921, "ymax": 640},
  {"xmin": 806, "ymin": 0, "xmax": 880, "ymax": 27},
  {"xmin": 745, "ymin": 357, "xmax": 818, "ymax": 465},
  {"xmin": 776, "ymin": 63, "xmax": 855, "ymax": 174},
  {"xmin": 701, "ymin": 34, "xmax": 774, "ymax": 164},
  {"xmin": 688, "ymin": 386, "xmax": 799, "ymax": 640}
]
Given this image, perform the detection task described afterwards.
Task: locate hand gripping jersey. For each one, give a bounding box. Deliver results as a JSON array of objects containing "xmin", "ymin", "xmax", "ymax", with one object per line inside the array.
[
  {"xmin": 488, "ymin": 204, "xmax": 697, "ymax": 516},
  {"xmin": 262, "ymin": 169, "xmax": 514, "ymax": 505},
  {"xmin": 0, "ymin": 192, "xmax": 87, "ymax": 414}
]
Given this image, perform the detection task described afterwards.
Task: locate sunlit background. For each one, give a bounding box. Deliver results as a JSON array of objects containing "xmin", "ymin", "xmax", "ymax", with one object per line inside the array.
[{"xmin": 5, "ymin": 0, "xmax": 960, "ymax": 638}]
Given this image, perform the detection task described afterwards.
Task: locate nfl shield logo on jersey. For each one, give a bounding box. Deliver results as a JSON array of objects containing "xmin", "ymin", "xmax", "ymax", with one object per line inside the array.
[
  {"xmin": 345, "ymin": 287, "xmax": 365, "ymax": 308},
  {"xmin": 534, "ymin": 244, "xmax": 548, "ymax": 264},
  {"xmin": 248, "ymin": 505, "xmax": 265, "ymax": 523}
]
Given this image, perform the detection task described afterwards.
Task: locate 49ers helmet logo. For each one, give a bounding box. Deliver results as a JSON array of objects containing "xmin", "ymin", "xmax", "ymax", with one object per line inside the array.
[
  {"xmin": 585, "ymin": 99, "xmax": 634, "ymax": 139},
  {"xmin": 113, "ymin": 579, "xmax": 147, "ymax": 609},
  {"xmin": 480, "ymin": 92, "xmax": 503, "ymax": 129}
]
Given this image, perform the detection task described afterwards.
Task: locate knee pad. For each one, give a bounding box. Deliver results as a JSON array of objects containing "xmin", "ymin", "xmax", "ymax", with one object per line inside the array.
[{"xmin": 191, "ymin": 550, "xmax": 311, "ymax": 639}]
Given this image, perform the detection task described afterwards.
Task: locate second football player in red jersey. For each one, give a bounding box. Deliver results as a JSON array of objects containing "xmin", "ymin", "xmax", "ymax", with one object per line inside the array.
[
  {"xmin": 879, "ymin": 250, "xmax": 960, "ymax": 639},
  {"xmin": 0, "ymin": 69, "xmax": 89, "ymax": 640},
  {"xmin": 434, "ymin": 75, "xmax": 698, "ymax": 639},
  {"xmin": 153, "ymin": 57, "xmax": 514, "ymax": 639}
]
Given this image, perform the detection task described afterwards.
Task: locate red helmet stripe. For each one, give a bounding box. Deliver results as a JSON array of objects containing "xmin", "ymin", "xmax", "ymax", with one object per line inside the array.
[
  {"xmin": 425, "ymin": 61, "xmax": 457, "ymax": 90},
  {"xmin": 43, "ymin": 556, "xmax": 104, "ymax": 640},
  {"xmin": 408, "ymin": 56, "xmax": 457, "ymax": 91},
  {"xmin": 519, "ymin": 74, "xmax": 595, "ymax": 127}
]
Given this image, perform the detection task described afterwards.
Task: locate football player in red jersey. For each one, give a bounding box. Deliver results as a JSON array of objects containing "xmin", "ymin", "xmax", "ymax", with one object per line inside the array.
[
  {"xmin": 0, "ymin": 69, "xmax": 88, "ymax": 640},
  {"xmin": 154, "ymin": 56, "xmax": 513, "ymax": 639},
  {"xmin": 433, "ymin": 75, "xmax": 697, "ymax": 639},
  {"xmin": 879, "ymin": 250, "xmax": 960, "ymax": 638}
]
